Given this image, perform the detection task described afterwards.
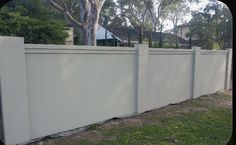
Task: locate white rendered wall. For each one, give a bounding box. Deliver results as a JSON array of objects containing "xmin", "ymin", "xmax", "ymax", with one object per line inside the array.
[
  {"xmin": 144, "ymin": 50, "xmax": 193, "ymax": 112},
  {"xmin": 0, "ymin": 38, "xmax": 232, "ymax": 144},
  {"xmin": 198, "ymin": 51, "xmax": 228, "ymax": 96},
  {"xmin": 25, "ymin": 45, "xmax": 137, "ymax": 139},
  {"xmin": 26, "ymin": 45, "xmax": 136, "ymax": 138},
  {"xmin": 0, "ymin": 37, "xmax": 30, "ymax": 145}
]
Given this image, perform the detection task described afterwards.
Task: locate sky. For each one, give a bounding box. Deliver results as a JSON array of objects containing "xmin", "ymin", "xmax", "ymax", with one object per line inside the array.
[{"xmin": 163, "ymin": 0, "xmax": 210, "ymax": 31}]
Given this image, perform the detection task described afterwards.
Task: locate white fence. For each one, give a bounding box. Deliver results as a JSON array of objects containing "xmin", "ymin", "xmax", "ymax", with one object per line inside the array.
[{"xmin": 0, "ymin": 36, "xmax": 232, "ymax": 145}]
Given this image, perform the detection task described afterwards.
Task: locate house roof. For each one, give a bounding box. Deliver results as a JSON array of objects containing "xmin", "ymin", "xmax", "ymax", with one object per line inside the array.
[
  {"xmin": 105, "ymin": 26, "xmax": 189, "ymax": 44},
  {"xmin": 105, "ymin": 26, "xmax": 139, "ymax": 42},
  {"xmin": 96, "ymin": 25, "xmax": 122, "ymax": 41}
]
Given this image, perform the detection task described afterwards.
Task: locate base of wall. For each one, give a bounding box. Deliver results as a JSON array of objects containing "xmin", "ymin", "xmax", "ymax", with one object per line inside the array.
[{"xmin": 21, "ymin": 90, "xmax": 225, "ymax": 145}]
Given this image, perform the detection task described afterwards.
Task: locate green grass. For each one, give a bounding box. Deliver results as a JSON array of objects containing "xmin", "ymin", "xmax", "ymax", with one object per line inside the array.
[
  {"xmin": 33, "ymin": 92, "xmax": 232, "ymax": 145},
  {"xmin": 56, "ymin": 108, "xmax": 231, "ymax": 145},
  {"xmin": 96, "ymin": 109, "xmax": 230, "ymax": 145}
]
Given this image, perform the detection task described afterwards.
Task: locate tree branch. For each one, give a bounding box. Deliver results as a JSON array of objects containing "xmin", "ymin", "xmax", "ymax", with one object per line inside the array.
[
  {"xmin": 82, "ymin": 0, "xmax": 91, "ymax": 25},
  {"xmin": 66, "ymin": 11, "xmax": 83, "ymax": 26},
  {"xmin": 144, "ymin": 0, "xmax": 158, "ymax": 31},
  {"xmin": 59, "ymin": 0, "xmax": 69, "ymax": 10},
  {"xmin": 49, "ymin": 0, "xmax": 83, "ymax": 27},
  {"xmin": 49, "ymin": 0, "xmax": 64, "ymax": 11}
]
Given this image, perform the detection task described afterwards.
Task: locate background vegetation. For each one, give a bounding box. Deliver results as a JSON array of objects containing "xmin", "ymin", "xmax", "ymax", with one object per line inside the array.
[
  {"xmin": 0, "ymin": 0, "xmax": 68, "ymax": 44},
  {"xmin": 0, "ymin": 0, "xmax": 232, "ymax": 49}
]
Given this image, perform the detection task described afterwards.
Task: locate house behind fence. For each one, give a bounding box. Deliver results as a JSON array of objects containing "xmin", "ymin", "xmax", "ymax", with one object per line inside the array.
[{"xmin": 0, "ymin": 36, "xmax": 232, "ymax": 145}]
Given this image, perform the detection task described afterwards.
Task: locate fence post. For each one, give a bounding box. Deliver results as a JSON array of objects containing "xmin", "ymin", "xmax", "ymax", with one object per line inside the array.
[
  {"xmin": 0, "ymin": 37, "xmax": 30, "ymax": 144},
  {"xmin": 192, "ymin": 47, "xmax": 201, "ymax": 99},
  {"xmin": 135, "ymin": 44, "xmax": 149, "ymax": 113},
  {"xmin": 225, "ymin": 49, "xmax": 232, "ymax": 90}
]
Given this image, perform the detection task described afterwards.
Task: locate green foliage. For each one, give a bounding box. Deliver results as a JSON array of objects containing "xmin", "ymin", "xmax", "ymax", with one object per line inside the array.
[
  {"xmin": 151, "ymin": 41, "xmax": 176, "ymax": 48},
  {"xmin": 189, "ymin": 1, "xmax": 232, "ymax": 49},
  {"xmin": 0, "ymin": 0, "xmax": 68, "ymax": 44},
  {"xmin": 115, "ymin": 0, "xmax": 154, "ymax": 30},
  {"xmin": 99, "ymin": 0, "xmax": 117, "ymax": 26},
  {"xmin": 152, "ymin": 41, "xmax": 158, "ymax": 48},
  {"xmin": 6, "ymin": 0, "xmax": 53, "ymax": 20}
]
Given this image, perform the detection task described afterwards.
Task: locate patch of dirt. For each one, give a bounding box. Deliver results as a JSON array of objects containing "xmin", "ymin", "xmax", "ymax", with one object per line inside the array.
[
  {"xmin": 121, "ymin": 118, "xmax": 144, "ymax": 126},
  {"xmin": 32, "ymin": 130, "xmax": 110, "ymax": 145},
  {"xmin": 220, "ymin": 90, "xmax": 232, "ymax": 96},
  {"xmin": 217, "ymin": 101, "xmax": 232, "ymax": 107},
  {"xmin": 99, "ymin": 121, "xmax": 121, "ymax": 130},
  {"xmin": 215, "ymin": 90, "xmax": 232, "ymax": 108},
  {"xmin": 75, "ymin": 130, "xmax": 109, "ymax": 142}
]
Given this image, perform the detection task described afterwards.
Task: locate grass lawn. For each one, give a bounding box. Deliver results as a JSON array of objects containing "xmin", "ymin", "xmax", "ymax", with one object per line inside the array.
[{"xmin": 32, "ymin": 90, "xmax": 232, "ymax": 145}]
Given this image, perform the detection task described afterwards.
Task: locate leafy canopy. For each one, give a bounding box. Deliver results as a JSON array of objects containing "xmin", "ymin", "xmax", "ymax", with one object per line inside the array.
[
  {"xmin": 0, "ymin": 0, "xmax": 68, "ymax": 44},
  {"xmin": 188, "ymin": 1, "xmax": 232, "ymax": 49}
]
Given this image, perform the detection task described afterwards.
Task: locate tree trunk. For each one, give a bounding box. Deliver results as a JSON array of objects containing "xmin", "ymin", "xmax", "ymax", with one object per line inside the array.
[
  {"xmin": 81, "ymin": 22, "xmax": 97, "ymax": 46},
  {"xmin": 139, "ymin": 26, "xmax": 143, "ymax": 44},
  {"xmin": 79, "ymin": 1, "xmax": 101, "ymax": 46},
  {"xmin": 159, "ymin": 25, "xmax": 163, "ymax": 48},
  {"xmin": 149, "ymin": 31, "xmax": 152, "ymax": 47},
  {"xmin": 189, "ymin": 34, "xmax": 192, "ymax": 49},
  {"xmin": 49, "ymin": 0, "xmax": 104, "ymax": 46},
  {"xmin": 128, "ymin": 31, "xmax": 131, "ymax": 47},
  {"xmin": 153, "ymin": 23, "xmax": 157, "ymax": 32}
]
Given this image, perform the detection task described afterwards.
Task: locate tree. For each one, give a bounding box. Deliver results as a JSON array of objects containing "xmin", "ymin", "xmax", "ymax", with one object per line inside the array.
[
  {"xmin": 164, "ymin": 0, "xmax": 190, "ymax": 48},
  {"xmin": 204, "ymin": 1, "xmax": 232, "ymax": 49},
  {"xmin": 188, "ymin": 1, "xmax": 232, "ymax": 49},
  {"xmin": 143, "ymin": 0, "xmax": 176, "ymax": 47},
  {"xmin": 0, "ymin": 0, "xmax": 68, "ymax": 44},
  {"xmin": 99, "ymin": 0, "xmax": 117, "ymax": 46},
  {"xmin": 144, "ymin": 0, "xmax": 175, "ymax": 32},
  {"xmin": 116, "ymin": 0, "xmax": 153, "ymax": 30},
  {"xmin": 0, "ymin": 0, "xmax": 12, "ymax": 8},
  {"xmin": 188, "ymin": 12, "xmax": 213, "ymax": 49},
  {"xmin": 99, "ymin": 0, "xmax": 117, "ymax": 26},
  {"xmin": 48, "ymin": 0, "xmax": 105, "ymax": 46}
]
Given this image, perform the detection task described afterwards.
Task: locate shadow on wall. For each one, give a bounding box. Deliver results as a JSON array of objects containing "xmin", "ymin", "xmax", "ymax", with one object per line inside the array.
[{"xmin": 0, "ymin": 77, "xmax": 4, "ymax": 144}]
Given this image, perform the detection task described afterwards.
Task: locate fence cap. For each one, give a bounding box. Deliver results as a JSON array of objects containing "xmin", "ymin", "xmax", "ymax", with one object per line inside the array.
[
  {"xmin": 192, "ymin": 46, "xmax": 201, "ymax": 50},
  {"xmin": 134, "ymin": 43, "xmax": 149, "ymax": 48},
  {"xmin": 226, "ymin": 48, "xmax": 232, "ymax": 51}
]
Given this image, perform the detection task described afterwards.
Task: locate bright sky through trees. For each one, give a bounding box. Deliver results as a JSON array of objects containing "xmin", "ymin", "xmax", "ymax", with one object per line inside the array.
[
  {"xmin": 113, "ymin": 0, "xmax": 212, "ymax": 31},
  {"xmin": 163, "ymin": 0, "xmax": 210, "ymax": 31}
]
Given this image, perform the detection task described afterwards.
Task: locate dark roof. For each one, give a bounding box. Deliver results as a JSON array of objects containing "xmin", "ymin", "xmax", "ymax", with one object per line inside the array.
[
  {"xmin": 105, "ymin": 26, "xmax": 188, "ymax": 44},
  {"xmin": 105, "ymin": 26, "xmax": 139, "ymax": 41}
]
